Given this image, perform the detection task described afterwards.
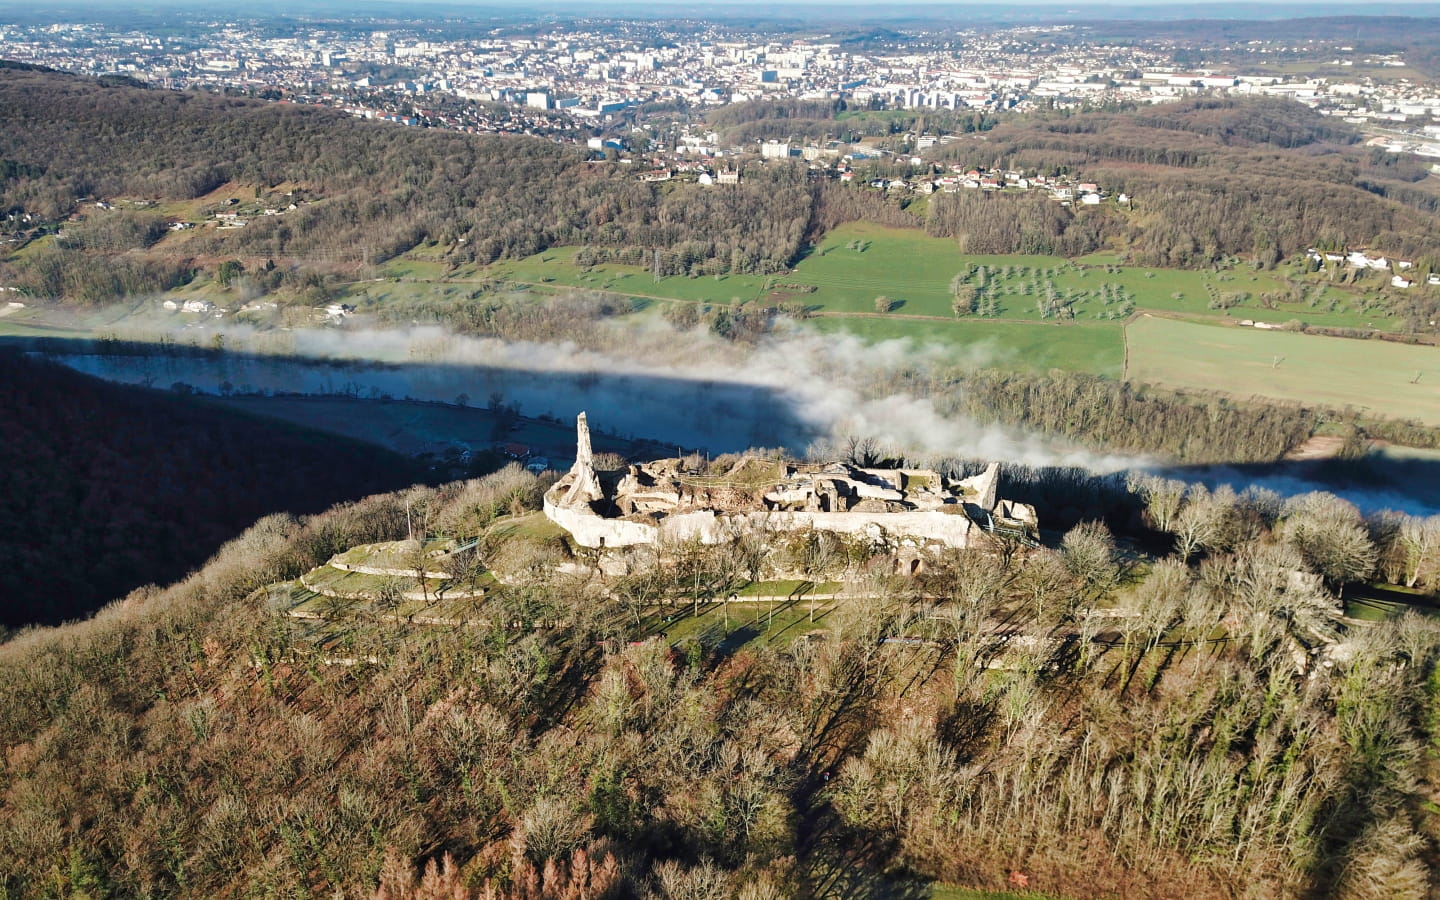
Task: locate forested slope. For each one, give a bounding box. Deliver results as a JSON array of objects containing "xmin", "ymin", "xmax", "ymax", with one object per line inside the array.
[
  {"xmin": 928, "ymin": 98, "xmax": 1440, "ymax": 264},
  {"xmin": 0, "ymin": 68, "xmax": 811, "ymax": 276},
  {"xmin": 4, "ymin": 69, "xmax": 1435, "ymax": 294},
  {"xmin": 0, "ymin": 350, "xmax": 422, "ymax": 627}
]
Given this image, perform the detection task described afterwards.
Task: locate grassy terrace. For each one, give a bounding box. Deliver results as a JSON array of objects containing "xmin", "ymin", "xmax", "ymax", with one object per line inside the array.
[
  {"xmin": 289, "ymin": 572, "xmax": 496, "ymax": 624},
  {"xmin": 633, "ymin": 594, "xmax": 840, "ymax": 651},
  {"xmin": 298, "ymin": 565, "xmax": 448, "ymax": 599},
  {"xmin": 287, "ymin": 577, "xmax": 846, "ymax": 650},
  {"xmin": 677, "ymin": 457, "xmax": 789, "ymax": 490},
  {"xmin": 733, "ymin": 579, "xmax": 844, "ymax": 597},
  {"xmin": 485, "ymin": 512, "xmax": 569, "ymax": 545},
  {"xmin": 329, "ymin": 538, "xmax": 453, "ymax": 570}
]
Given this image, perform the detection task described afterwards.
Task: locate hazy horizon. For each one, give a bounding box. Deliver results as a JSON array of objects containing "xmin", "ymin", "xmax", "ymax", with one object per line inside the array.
[{"xmin": 4, "ymin": 0, "xmax": 1440, "ymax": 24}]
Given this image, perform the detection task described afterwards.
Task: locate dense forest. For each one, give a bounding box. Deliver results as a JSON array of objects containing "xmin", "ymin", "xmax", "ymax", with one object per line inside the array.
[
  {"xmin": 2, "ymin": 464, "xmax": 1440, "ymax": 898},
  {"xmin": 0, "ymin": 350, "xmax": 425, "ymax": 627},
  {"xmin": 935, "ymin": 369, "xmax": 1320, "ymax": 464},
  {"xmin": 707, "ymin": 95, "xmax": 1440, "ymax": 266}
]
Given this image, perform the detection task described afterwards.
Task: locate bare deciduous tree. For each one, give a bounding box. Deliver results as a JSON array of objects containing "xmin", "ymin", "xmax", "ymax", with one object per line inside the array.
[
  {"xmin": 1281, "ymin": 493, "xmax": 1377, "ymax": 590},
  {"xmin": 649, "ymin": 859, "xmax": 732, "ymax": 900},
  {"xmin": 1391, "ymin": 515, "xmax": 1440, "ymax": 590},
  {"xmin": 1130, "ymin": 473, "xmax": 1187, "ymax": 534},
  {"xmin": 1061, "ymin": 521, "xmax": 1121, "ymax": 600}
]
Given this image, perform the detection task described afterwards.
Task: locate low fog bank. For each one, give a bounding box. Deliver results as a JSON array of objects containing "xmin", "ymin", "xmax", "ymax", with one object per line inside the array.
[
  {"xmin": 21, "ymin": 317, "xmax": 1440, "ymax": 517},
  {"xmin": 31, "ymin": 321, "xmax": 1137, "ymax": 468}
]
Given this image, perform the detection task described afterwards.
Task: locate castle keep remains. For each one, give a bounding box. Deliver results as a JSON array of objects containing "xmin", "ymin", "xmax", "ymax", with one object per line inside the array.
[{"xmin": 544, "ymin": 413, "xmax": 1037, "ymax": 552}]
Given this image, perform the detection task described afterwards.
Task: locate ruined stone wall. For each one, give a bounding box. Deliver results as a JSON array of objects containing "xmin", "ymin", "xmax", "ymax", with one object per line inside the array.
[
  {"xmin": 735, "ymin": 509, "xmax": 974, "ymax": 549},
  {"xmin": 546, "ymin": 495, "xmax": 974, "ymax": 550},
  {"xmin": 659, "ymin": 510, "xmax": 724, "ymax": 543},
  {"xmin": 543, "ymin": 496, "xmax": 660, "ymax": 548}
]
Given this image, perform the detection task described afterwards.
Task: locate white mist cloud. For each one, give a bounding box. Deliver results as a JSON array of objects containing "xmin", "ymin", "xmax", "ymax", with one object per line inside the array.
[
  {"xmin": 52, "ymin": 312, "xmax": 1140, "ymax": 469},
  {"xmin": 32, "ymin": 308, "xmax": 1440, "ymax": 517}
]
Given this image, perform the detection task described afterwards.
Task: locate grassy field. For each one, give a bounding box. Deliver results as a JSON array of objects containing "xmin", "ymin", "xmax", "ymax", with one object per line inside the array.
[
  {"xmin": 8, "ymin": 214, "xmax": 1427, "ymax": 414},
  {"xmin": 1125, "ymin": 315, "xmax": 1440, "ymax": 425},
  {"xmin": 487, "ymin": 247, "xmax": 771, "ymax": 303},
  {"xmin": 422, "ymin": 222, "xmax": 1400, "ymax": 380},
  {"xmin": 808, "ymin": 316, "xmax": 1126, "ymax": 376},
  {"xmin": 485, "ymin": 512, "xmax": 569, "ymax": 544},
  {"xmin": 786, "ymin": 225, "xmax": 1065, "ymax": 318},
  {"xmin": 0, "ymin": 316, "xmax": 91, "ymax": 338},
  {"xmin": 0, "ymin": 298, "xmax": 148, "ymax": 338},
  {"xmin": 734, "ymin": 579, "xmax": 843, "ymax": 597},
  {"xmin": 789, "ymin": 223, "xmax": 1388, "ymax": 329},
  {"xmin": 343, "ymin": 275, "xmax": 488, "ymax": 309}
]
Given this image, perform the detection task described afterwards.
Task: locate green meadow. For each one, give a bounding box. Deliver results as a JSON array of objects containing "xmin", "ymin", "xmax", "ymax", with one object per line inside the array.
[
  {"xmin": 786, "ymin": 222, "xmax": 1387, "ymax": 329},
  {"xmin": 18, "ymin": 219, "xmax": 1414, "ymax": 405},
  {"xmin": 453, "ymin": 222, "xmax": 1398, "ymax": 350},
  {"xmin": 807, "ymin": 316, "xmax": 1125, "ymax": 376},
  {"xmin": 1126, "ymin": 315, "xmax": 1440, "ymax": 425}
]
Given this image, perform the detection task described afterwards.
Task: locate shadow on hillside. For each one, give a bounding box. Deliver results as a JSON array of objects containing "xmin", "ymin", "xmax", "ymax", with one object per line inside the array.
[{"xmin": 1164, "ymin": 451, "xmax": 1440, "ymax": 518}]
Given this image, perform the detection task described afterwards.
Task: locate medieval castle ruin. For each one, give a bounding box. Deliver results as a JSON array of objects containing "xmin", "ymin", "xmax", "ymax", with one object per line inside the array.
[{"xmin": 544, "ymin": 413, "xmax": 1038, "ymax": 554}]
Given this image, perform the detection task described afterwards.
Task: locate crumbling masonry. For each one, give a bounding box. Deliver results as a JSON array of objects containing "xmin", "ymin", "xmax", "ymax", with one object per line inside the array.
[{"xmin": 544, "ymin": 413, "xmax": 1037, "ymax": 553}]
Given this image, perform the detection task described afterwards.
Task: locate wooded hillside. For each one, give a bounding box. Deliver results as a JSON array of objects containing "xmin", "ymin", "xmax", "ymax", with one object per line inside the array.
[
  {"xmin": 2, "ymin": 467, "xmax": 1439, "ymax": 898},
  {"xmin": 929, "ymin": 98, "xmax": 1440, "ymax": 265},
  {"xmin": 3, "ymin": 70, "xmax": 1437, "ymax": 294},
  {"xmin": 0, "ymin": 69, "xmax": 810, "ymax": 276}
]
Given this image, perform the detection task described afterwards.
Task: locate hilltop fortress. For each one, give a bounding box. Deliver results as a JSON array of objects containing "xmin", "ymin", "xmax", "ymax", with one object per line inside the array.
[{"xmin": 544, "ymin": 413, "xmax": 1038, "ymax": 553}]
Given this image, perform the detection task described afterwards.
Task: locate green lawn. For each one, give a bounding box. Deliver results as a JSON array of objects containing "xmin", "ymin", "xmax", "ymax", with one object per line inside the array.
[
  {"xmin": 788, "ymin": 223, "xmax": 1069, "ymax": 319},
  {"xmin": 378, "ymin": 254, "xmax": 470, "ymax": 280},
  {"xmin": 0, "ymin": 298, "xmax": 145, "ymax": 337},
  {"xmin": 1126, "ymin": 315, "xmax": 1440, "ymax": 425},
  {"xmin": 733, "ymin": 579, "xmax": 842, "ymax": 597},
  {"xmin": 485, "ymin": 512, "xmax": 568, "ymax": 544},
  {"xmin": 325, "ymin": 225, "xmax": 1412, "ymax": 380},
  {"xmin": 342, "ymin": 278, "xmax": 487, "ymax": 308},
  {"xmin": 12, "ymin": 216, "xmax": 1413, "ymax": 411},
  {"xmin": 0, "ymin": 316, "xmax": 91, "ymax": 337},
  {"xmin": 636, "ymin": 596, "xmax": 838, "ymax": 651}
]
